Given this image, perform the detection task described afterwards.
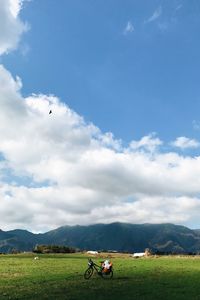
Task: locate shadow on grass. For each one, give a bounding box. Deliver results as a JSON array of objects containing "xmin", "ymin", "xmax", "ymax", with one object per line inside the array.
[{"xmin": 112, "ymin": 276, "xmax": 130, "ymax": 280}]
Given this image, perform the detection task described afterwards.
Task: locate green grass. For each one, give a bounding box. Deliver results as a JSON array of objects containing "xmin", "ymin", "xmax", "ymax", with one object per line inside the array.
[{"xmin": 0, "ymin": 254, "xmax": 200, "ymax": 299}]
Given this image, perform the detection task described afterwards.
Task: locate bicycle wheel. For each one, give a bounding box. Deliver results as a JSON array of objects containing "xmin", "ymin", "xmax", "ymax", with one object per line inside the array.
[
  {"xmin": 84, "ymin": 267, "xmax": 94, "ymax": 279},
  {"xmin": 101, "ymin": 270, "xmax": 113, "ymax": 279}
]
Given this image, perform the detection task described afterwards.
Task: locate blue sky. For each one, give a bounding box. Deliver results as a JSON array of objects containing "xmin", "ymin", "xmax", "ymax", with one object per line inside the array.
[
  {"xmin": 1, "ymin": 0, "xmax": 200, "ymax": 232},
  {"xmin": 3, "ymin": 0, "xmax": 200, "ymax": 143}
]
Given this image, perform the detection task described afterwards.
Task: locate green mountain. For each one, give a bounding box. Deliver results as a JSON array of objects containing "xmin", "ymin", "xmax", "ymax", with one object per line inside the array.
[{"xmin": 1, "ymin": 223, "xmax": 200, "ymax": 254}]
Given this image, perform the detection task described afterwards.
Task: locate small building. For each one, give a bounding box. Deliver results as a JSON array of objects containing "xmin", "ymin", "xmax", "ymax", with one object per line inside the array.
[
  {"xmin": 132, "ymin": 248, "xmax": 151, "ymax": 258},
  {"xmin": 132, "ymin": 252, "xmax": 145, "ymax": 258},
  {"xmin": 86, "ymin": 251, "xmax": 98, "ymax": 255}
]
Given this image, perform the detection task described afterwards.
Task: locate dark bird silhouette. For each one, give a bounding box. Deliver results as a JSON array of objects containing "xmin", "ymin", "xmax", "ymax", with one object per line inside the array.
[{"xmin": 49, "ymin": 110, "xmax": 52, "ymax": 114}]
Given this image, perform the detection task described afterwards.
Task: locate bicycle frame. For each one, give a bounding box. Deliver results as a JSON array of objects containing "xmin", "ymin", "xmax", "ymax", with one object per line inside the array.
[{"xmin": 89, "ymin": 259, "xmax": 102, "ymax": 273}]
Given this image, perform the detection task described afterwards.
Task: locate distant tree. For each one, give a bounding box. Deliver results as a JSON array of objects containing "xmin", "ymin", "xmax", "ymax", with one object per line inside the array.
[{"xmin": 33, "ymin": 244, "xmax": 76, "ymax": 254}]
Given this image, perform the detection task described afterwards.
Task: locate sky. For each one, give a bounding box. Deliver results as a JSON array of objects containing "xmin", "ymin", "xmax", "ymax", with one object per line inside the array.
[{"xmin": 1, "ymin": 0, "xmax": 200, "ymax": 232}]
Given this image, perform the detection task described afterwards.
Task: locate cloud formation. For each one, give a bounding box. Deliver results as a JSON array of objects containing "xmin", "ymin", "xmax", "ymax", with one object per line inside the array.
[
  {"xmin": 129, "ymin": 133, "xmax": 162, "ymax": 152},
  {"xmin": 0, "ymin": 0, "xmax": 28, "ymax": 55},
  {"xmin": 1, "ymin": 65, "xmax": 200, "ymax": 231},
  {"xmin": 171, "ymin": 137, "xmax": 200, "ymax": 149}
]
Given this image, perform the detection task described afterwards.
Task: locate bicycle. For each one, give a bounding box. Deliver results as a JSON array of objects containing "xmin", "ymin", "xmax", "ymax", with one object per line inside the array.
[{"xmin": 84, "ymin": 258, "xmax": 113, "ymax": 279}]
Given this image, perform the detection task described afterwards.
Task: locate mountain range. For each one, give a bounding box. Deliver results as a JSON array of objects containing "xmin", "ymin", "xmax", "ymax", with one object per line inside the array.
[{"xmin": 1, "ymin": 223, "xmax": 200, "ymax": 254}]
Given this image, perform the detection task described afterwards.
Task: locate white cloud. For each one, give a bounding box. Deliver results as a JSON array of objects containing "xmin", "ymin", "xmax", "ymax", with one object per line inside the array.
[
  {"xmin": 145, "ymin": 6, "xmax": 162, "ymax": 24},
  {"xmin": 123, "ymin": 21, "xmax": 134, "ymax": 35},
  {"xmin": 171, "ymin": 137, "xmax": 200, "ymax": 150},
  {"xmin": 129, "ymin": 133, "xmax": 162, "ymax": 152},
  {"xmin": 0, "ymin": 0, "xmax": 28, "ymax": 55},
  {"xmin": 9, "ymin": 0, "xmax": 23, "ymax": 17}
]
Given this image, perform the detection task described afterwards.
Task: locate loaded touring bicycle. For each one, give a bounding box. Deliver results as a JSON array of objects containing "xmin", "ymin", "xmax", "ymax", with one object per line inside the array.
[{"xmin": 84, "ymin": 258, "xmax": 113, "ymax": 279}]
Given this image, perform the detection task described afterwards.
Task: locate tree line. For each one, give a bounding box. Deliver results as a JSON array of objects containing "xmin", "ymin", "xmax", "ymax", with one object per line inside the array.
[{"xmin": 33, "ymin": 244, "xmax": 76, "ymax": 254}]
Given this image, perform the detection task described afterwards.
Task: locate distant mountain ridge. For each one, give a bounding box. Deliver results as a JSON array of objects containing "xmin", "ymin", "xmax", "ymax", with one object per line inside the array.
[{"xmin": 1, "ymin": 223, "xmax": 200, "ymax": 254}]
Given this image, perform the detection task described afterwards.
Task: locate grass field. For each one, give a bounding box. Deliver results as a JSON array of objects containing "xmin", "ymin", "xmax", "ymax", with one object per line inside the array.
[{"xmin": 0, "ymin": 253, "xmax": 200, "ymax": 299}]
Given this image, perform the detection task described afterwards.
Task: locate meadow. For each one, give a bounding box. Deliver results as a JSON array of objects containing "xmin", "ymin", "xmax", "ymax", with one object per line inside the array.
[{"xmin": 0, "ymin": 253, "xmax": 200, "ymax": 299}]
